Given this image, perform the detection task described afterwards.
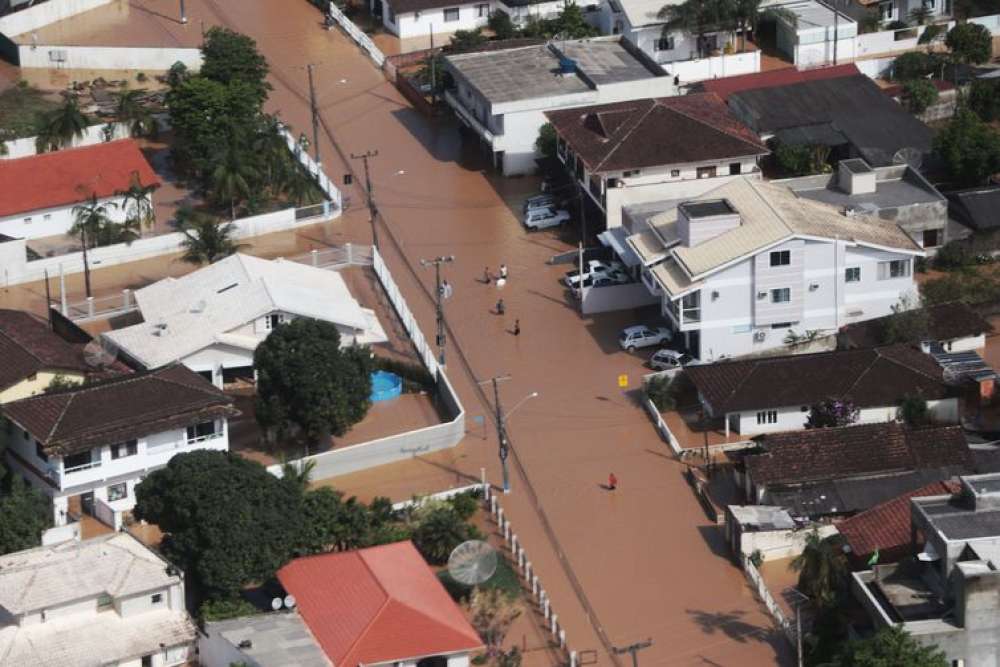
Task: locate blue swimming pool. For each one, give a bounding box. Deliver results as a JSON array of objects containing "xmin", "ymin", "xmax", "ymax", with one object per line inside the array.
[{"xmin": 370, "ymin": 370, "xmax": 402, "ymax": 402}]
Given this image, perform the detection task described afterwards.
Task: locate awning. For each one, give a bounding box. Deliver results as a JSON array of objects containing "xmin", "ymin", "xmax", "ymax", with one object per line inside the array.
[{"xmin": 598, "ymin": 228, "xmax": 641, "ymax": 267}]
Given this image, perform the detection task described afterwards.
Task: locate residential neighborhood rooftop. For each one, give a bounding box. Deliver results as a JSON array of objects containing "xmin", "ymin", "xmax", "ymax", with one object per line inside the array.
[
  {"xmin": 685, "ymin": 344, "xmax": 949, "ymax": 414},
  {"xmin": 0, "ymin": 309, "xmax": 91, "ymax": 391},
  {"xmin": 783, "ymin": 164, "xmax": 943, "ymax": 211},
  {"xmin": 947, "ymin": 185, "xmax": 1000, "ymax": 232},
  {"xmin": 205, "ymin": 612, "xmax": 331, "ymax": 667},
  {"xmin": 546, "ymin": 94, "xmax": 766, "ymax": 173},
  {"xmin": 103, "ymin": 254, "xmax": 386, "ymax": 369},
  {"xmin": 446, "ymin": 39, "xmax": 662, "ymax": 104},
  {"xmin": 839, "ymin": 301, "xmax": 993, "ymax": 349},
  {"xmin": 2, "ymin": 364, "xmax": 235, "ymax": 457},
  {"xmin": 745, "ymin": 423, "xmax": 972, "ymax": 487},
  {"xmin": 699, "ymin": 63, "xmax": 859, "ymax": 102},
  {"xmin": 0, "ymin": 139, "xmax": 160, "ymax": 220},
  {"xmin": 277, "ymin": 541, "xmax": 483, "ymax": 667}
]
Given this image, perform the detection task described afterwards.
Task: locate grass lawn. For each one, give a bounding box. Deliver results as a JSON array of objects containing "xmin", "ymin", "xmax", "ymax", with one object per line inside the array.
[{"xmin": 0, "ymin": 85, "xmax": 58, "ymax": 140}]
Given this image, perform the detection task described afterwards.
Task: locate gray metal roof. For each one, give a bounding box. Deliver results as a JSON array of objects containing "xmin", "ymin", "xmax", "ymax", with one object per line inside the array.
[
  {"xmin": 206, "ymin": 612, "xmax": 331, "ymax": 667},
  {"xmin": 783, "ymin": 165, "xmax": 943, "ymax": 211}
]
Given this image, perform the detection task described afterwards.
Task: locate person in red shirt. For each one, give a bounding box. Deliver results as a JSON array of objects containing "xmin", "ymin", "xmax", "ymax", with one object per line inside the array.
[{"xmin": 608, "ymin": 473, "xmax": 618, "ymax": 490}]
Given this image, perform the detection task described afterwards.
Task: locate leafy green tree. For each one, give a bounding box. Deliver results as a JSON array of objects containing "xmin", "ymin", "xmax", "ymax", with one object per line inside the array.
[
  {"xmin": 167, "ymin": 61, "xmax": 190, "ymax": 89},
  {"xmin": 828, "ymin": 626, "xmax": 948, "ymax": 667},
  {"xmin": 773, "ymin": 141, "xmax": 829, "ymax": 176},
  {"xmin": 113, "ymin": 87, "xmax": 155, "ymax": 138},
  {"xmin": 449, "ymin": 29, "xmax": 488, "ymax": 53},
  {"xmin": 891, "ymin": 51, "xmax": 939, "ymax": 81},
  {"xmin": 918, "ymin": 22, "xmax": 946, "ymax": 46},
  {"xmin": 898, "ymin": 394, "xmax": 930, "ymax": 426},
  {"xmin": 934, "ymin": 109, "xmax": 1000, "ymax": 187},
  {"xmin": 0, "ymin": 467, "xmax": 51, "ymax": 555},
  {"xmin": 902, "ymin": 79, "xmax": 938, "ymax": 114},
  {"xmin": 211, "ymin": 131, "xmax": 258, "ymax": 220},
  {"xmin": 488, "ymin": 10, "xmax": 517, "ymax": 39},
  {"xmin": 790, "ymin": 530, "xmax": 847, "ymax": 607},
  {"xmin": 969, "ymin": 79, "xmax": 1000, "ymax": 122},
  {"xmin": 133, "ymin": 450, "xmax": 306, "ymax": 597},
  {"xmin": 34, "ymin": 95, "xmax": 88, "ymax": 153},
  {"xmin": 412, "ymin": 505, "xmax": 477, "ymax": 565},
  {"xmin": 172, "ymin": 206, "xmax": 245, "ymax": 265},
  {"xmin": 658, "ymin": 0, "xmax": 729, "ymax": 58},
  {"xmin": 199, "ymin": 27, "xmax": 272, "ymax": 106},
  {"xmin": 553, "ymin": 1, "xmax": 599, "ymax": 38},
  {"xmin": 199, "ymin": 597, "xmax": 258, "ymax": 622},
  {"xmin": 254, "ymin": 319, "xmax": 374, "ymax": 443},
  {"xmin": 946, "ymin": 22, "xmax": 992, "ymax": 66},
  {"xmin": 879, "ymin": 295, "xmax": 929, "ymax": 344},
  {"xmin": 70, "ymin": 195, "xmax": 117, "ymax": 297},
  {"xmin": 805, "ymin": 398, "xmax": 859, "ymax": 429},
  {"xmin": 535, "ymin": 122, "xmax": 557, "ymax": 159}
]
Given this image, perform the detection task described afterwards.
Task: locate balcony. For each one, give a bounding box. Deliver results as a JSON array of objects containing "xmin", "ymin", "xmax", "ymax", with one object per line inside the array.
[
  {"xmin": 186, "ymin": 431, "xmax": 223, "ymax": 446},
  {"xmin": 64, "ymin": 460, "xmax": 101, "ymax": 474},
  {"xmin": 443, "ymin": 90, "xmax": 494, "ymax": 142}
]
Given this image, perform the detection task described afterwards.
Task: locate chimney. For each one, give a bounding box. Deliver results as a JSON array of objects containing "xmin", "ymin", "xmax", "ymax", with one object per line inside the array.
[
  {"xmin": 838, "ymin": 158, "xmax": 876, "ymax": 195},
  {"xmin": 677, "ymin": 199, "xmax": 741, "ymax": 248}
]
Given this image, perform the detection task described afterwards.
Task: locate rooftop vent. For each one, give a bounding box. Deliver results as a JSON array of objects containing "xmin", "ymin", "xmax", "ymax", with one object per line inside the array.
[
  {"xmin": 558, "ymin": 57, "xmax": 577, "ymax": 77},
  {"xmin": 838, "ymin": 158, "xmax": 876, "ymax": 196},
  {"xmin": 677, "ymin": 199, "xmax": 741, "ymax": 248},
  {"xmin": 189, "ymin": 299, "xmax": 207, "ymax": 314},
  {"xmin": 238, "ymin": 639, "xmax": 253, "ymax": 649}
]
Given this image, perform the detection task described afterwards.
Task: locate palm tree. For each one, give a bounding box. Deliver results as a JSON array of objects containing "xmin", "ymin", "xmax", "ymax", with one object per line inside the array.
[
  {"xmin": 280, "ymin": 459, "xmax": 317, "ymax": 491},
  {"xmin": 790, "ymin": 530, "xmax": 847, "ymax": 607},
  {"xmin": 112, "ymin": 87, "xmax": 155, "ymax": 138},
  {"xmin": 284, "ymin": 171, "xmax": 323, "ymax": 207},
  {"xmin": 858, "ymin": 8, "xmax": 882, "ymax": 34},
  {"xmin": 116, "ymin": 171, "xmax": 157, "ymax": 240},
  {"xmin": 34, "ymin": 95, "xmax": 88, "ymax": 153},
  {"xmin": 69, "ymin": 195, "xmax": 117, "ymax": 297},
  {"xmin": 255, "ymin": 116, "xmax": 293, "ymax": 195},
  {"xmin": 909, "ymin": 5, "xmax": 933, "ymax": 25},
  {"xmin": 657, "ymin": 0, "xmax": 732, "ymax": 58},
  {"xmin": 211, "ymin": 139, "xmax": 258, "ymax": 221},
  {"xmin": 172, "ymin": 206, "xmax": 246, "ymax": 265}
]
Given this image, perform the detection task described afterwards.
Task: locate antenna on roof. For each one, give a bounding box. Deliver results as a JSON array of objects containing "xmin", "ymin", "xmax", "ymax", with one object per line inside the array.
[
  {"xmin": 892, "ymin": 147, "xmax": 923, "ymax": 171},
  {"xmin": 447, "ymin": 540, "xmax": 498, "ymax": 586},
  {"xmin": 84, "ymin": 339, "xmax": 118, "ymax": 369}
]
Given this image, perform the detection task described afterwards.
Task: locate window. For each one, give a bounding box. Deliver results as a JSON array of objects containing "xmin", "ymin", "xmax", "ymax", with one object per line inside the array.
[
  {"xmin": 43, "ymin": 214, "xmax": 51, "ymax": 221},
  {"xmin": 97, "ymin": 593, "xmax": 114, "ymax": 610},
  {"xmin": 151, "ymin": 593, "xmax": 163, "ymax": 605},
  {"xmin": 756, "ymin": 410, "xmax": 778, "ymax": 425},
  {"xmin": 64, "ymin": 449, "xmax": 97, "ymax": 472},
  {"xmin": 771, "ymin": 288, "xmax": 791, "ymax": 303},
  {"xmin": 696, "ymin": 166, "xmax": 717, "ymax": 179},
  {"xmin": 477, "ymin": 3, "xmax": 489, "ymax": 16},
  {"xmin": 187, "ymin": 421, "xmax": 219, "ymax": 443},
  {"xmin": 107, "ymin": 482, "xmax": 127, "ymax": 502},
  {"xmin": 729, "ymin": 162, "xmax": 741, "ymax": 175},
  {"xmin": 769, "ymin": 250, "xmax": 790, "ymax": 267},
  {"xmin": 265, "ymin": 313, "xmax": 285, "ymax": 330},
  {"xmin": 770, "ymin": 321, "xmax": 793, "ymax": 329},
  {"xmin": 386, "ymin": 6, "xmax": 395, "ymax": 22},
  {"xmin": 23, "ymin": 217, "xmax": 32, "ymax": 225},
  {"xmin": 141, "ymin": 656, "xmax": 153, "ymax": 667},
  {"xmin": 845, "ymin": 267, "xmax": 861, "ymax": 283},
  {"xmin": 877, "ymin": 259, "xmax": 911, "ymax": 280},
  {"xmin": 732, "ymin": 323, "xmax": 752, "ymax": 334},
  {"xmin": 443, "ymin": 7, "xmax": 460, "ymax": 20},
  {"xmin": 924, "ymin": 0, "xmax": 935, "ymax": 9},
  {"xmin": 879, "ymin": 1, "xmax": 894, "ymax": 20},
  {"xmin": 653, "ymin": 36, "xmax": 674, "ymax": 51},
  {"xmin": 923, "ymin": 228, "xmax": 941, "ymax": 248},
  {"xmin": 111, "ymin": 440, "xmax": 138, "ymax": 460},
  {"xmin": 35, "ymin": 441, "xmax": 48, "ymax": 462},
  {"xmin": 670, "ymin": 169, "xmax": 680, "ymax": 177},
  {"xmin": 622, "ymin": 169, "xmax": 641, "ymax": 178}
]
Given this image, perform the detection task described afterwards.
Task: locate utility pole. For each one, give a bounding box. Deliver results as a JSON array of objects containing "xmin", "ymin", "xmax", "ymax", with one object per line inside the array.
[
  {"xmin": 430, "ymin": 25, "xmax": 437, "ymax": 103},
  {"xmin": 612, "ymin": 639, "xmax": 653, "ymax": 667},
  {"xmin": 351, "ymin": 150, "xmax": 379, "ymax": 249},
  {"xmin": 785, "ymin": 588, "xmax": 809, "ymax": 667},
  {"xmin": 179, "ymin": 0, "xmax": 187, "ymax": 24},
  {"xmin": 831, "ymin": 0, "xmax": 839, "ymax": 66},
  {"xmin": 491, "ymin": 375, "xmax": 512, "ymax": 494},
  {"xmin": 420, "ymin": 255, "xmax": 454, "ymax": 366},
  {"xmin": 306, "ymin": 64, "xmax": 321, "ymax": 165}
]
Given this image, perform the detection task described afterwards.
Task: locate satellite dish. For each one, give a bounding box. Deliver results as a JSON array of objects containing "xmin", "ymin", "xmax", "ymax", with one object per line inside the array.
[
  {"xmin": 283, "ymin": 595, "xmax": 296, "ymax": 609},
  {"xmin": 84, "ymin": 339, "xmax": 118, "ymax": 369},
  {"xmin": 892, "ymin": 147, "xmax": 923, "ymax": 170},
  {"xmin": 271, "ymin": 597, "xmax": 283, "ymax": 611},
  {"xmin": 447, "ymin": 540, "xmax": 498, "ymax": 586}
]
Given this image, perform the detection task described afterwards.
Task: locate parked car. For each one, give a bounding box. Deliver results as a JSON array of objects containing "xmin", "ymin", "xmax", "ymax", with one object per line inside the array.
[
  {"xmin": 564, "ymin": 260, "xmax": 625, "ymax": 288},
  {"xmin": 523, "ymin": 194, "xmax": 558, "ymax": 213},
  {"xmin": 523, "ymin": 207, "xmax": 570, "ymax": 230},
  {"xmin": 649, "ymin": 348, "xmax": 701, "ymax": 370},
  {"xmin": 573, "ymin": 270, "xmax": 630, "ymax": 294},
  {"xmin": 619, "ymin": 325, "xmax": 672, "ymax": 352}
]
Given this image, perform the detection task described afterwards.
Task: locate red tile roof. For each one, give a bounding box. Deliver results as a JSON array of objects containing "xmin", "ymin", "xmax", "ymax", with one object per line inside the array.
[
  {"xmin": 278, "ymin": 541, "xmax": 483, "ymax": 666},
  {"xmin": 699, "ymin": 64, "xmax": 859, "ymax": 102},
  {"xmin": 838, "ymin": 480, "xmax": 960, "ymax": 565},
  {"xmin": 0, "ymin": 139, "xmax": 160, "ymax": 219}
]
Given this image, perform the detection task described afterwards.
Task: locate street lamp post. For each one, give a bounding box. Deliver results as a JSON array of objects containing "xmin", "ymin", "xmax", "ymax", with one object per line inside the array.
[
  {"xmin": 421, "ymin": 255, "xmax": 454, "ymax": 366},
  {"xmin": 179, "ymin": 0, "xmax": 187, "ymax": 24},
  {"xmin": 482, "ymin": 376, "xmax": 537, "ymax": 494}
]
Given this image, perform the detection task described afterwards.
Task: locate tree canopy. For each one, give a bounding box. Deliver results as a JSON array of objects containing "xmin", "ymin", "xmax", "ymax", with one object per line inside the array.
[
  {"xmin": 934, "ymin": 109, "xmax": 1000, "ymax": 188},
  {"xmin": 945, "ymin": 22, "xmax": 992, "ymax": 66},
  {"xmin": 254, "ymin": 318, "xmax": 374, "ymax": 442},
  {"xmin": 199, "ymin": 27, "xmax": 272, "ymax": 105},
  {"xmin": 827, "ymin": 626, "xmax": 948, "ymax": 667},
  {"xmin": 0, "ymin": 465, "xmax": 51, "ymax": 556},
  {"xmin": 806, "ymin": 398, "xmax": 859, "ymax": 429}
]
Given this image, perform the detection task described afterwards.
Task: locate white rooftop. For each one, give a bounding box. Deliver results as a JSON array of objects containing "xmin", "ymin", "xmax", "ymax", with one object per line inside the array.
[
  {"xmin": 104, "ymin": 254, "xmax": 386, "ymax": 368},
  {"xmin": 618, "ymin": 0, "xmax": 678, "ymax": 28},
  {"xmin": 0, "ymin": 533, "xmax": 179, "ymax": 617}
]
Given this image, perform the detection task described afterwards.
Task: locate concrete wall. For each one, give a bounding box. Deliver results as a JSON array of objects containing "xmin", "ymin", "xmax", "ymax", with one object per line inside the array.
[
  {"xmin": 732, "ymin": 396, "xmax": 958, "ymax": 435},
  {"xmin": 753, "ymin": 239, "xmax": 805, "ymax": 327},
  {"xmin": 16, "ymin": 43, "xmax": 202, "ymax": 71},
  {"xmin": 580, "ymin": 281, "xmax": 658, "ymax": 314},
  {"xmin": 385, "ymin": 2, "xmax": 490, "ymax": 38},
  {"xmin": 1, "ymin": 121, "xmax": 132, "ymax": 160},
  {"xmin": 0, "ymin": 0, "xmax": 112, "ymax": 37},
  {"xmin": 0, "ymin": 370, "xmax": 84, "ymax": 403},
  {"xmin": 736, "ymin": 522, "xmax": 838, "ymax": 559},
  {"xmin": 0, "ymin": 194, "xmax": 135, "ymax": 240}
]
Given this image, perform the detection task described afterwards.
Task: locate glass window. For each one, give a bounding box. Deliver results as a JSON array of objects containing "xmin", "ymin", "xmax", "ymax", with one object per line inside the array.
[
  {"xmin": 769, "ymin": 250, "xmax": 790, "ymax": 267},
  {"xmin": 477, "ymin": 3, "xmax": 489, "ymax": 16},
  {"xmin": 845, "ymin": 267, "xmax": 861, "ymax": 283},
  {"xmin": 771, "ymin": 288, "xmax": 791, "ymax": 303},
  {"xmin": 622, "ymin": 169, "xmax": 641, "ymax": 178},
  {"xmin": 35, "ymin": 441, "xmax": 48, "ymax": 462},
  {"xmin": 879, "ymin": 1, "xmax": 894, "ymax": 20},
  {"xmin": 670, "ymin": 169, "xmax": 680, "ymax": 177},
  {"xmin": 770, "ymin": 321, "xmax": 793, "ymax": 329},
  {"xmin": 877, "ymin": 259, "xmax": 911, "ymax": 280},
  {"xmin": 107, "ymin": 482, "xmax": 127, "ymax": 502},
  {"xmin": 151, "ymin": 593, "xmax": 163, "ymax": 605},
  {"xmin": 187, "ymin": 421, "xmax": 218, "ymax": 442},
  {"xmin": 732, "ymin": 323, "xmax": 752, "ymax": 334},
  {"xmin": 923, "ymin": 229, "xmax": 941, "ymax": 248},
  {"xmin": 756, "ymin": 410, "xmax": 778, "ymax": 425},
  {"xmin": 696, "ymin": 166, "xmax": 717, "ymax": 179},
  {"xmin": 729, "ymin": 163, "xmax": 741, "ymax": 175},
  {"xmin": 265, "ymin": 313, "xmax": 285, "ymax": 330},
  {"xmin": 64, "ymin": 450, "xmax": 96, "ymax": 472},
  {"xmin": 444, "ymin": 7, "xmax": 460, "ymax": 21},
  {"xmin": 653, "ymin": 36, "xmax": 674, "ymax": 51},
  {"xmin": 111, "ymin": 440, "xmax": 138, "ymax": 459}
]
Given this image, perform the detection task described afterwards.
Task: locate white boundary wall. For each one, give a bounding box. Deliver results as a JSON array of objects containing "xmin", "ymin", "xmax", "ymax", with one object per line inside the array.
[
  {"xmin": 327, "ymin": 2, "xmax": 385, "ymax": 67},
  {"xmin": 0, "ymin": 0, "xmax": 112, "ymax": 37},
  {"xmin": 1, "ymin": 121, "xmax": 131, "ymax": 160},
  {"xmin": 266, "ymin": 246, "xmax": 466, "ymax": 481},
  {"xmin": 668, "ymin": 50, "xmax": 760, "ymax": 83},
  {"xmin": 16, "ymin": 44, "xmax": 202, "ymax": 71}
]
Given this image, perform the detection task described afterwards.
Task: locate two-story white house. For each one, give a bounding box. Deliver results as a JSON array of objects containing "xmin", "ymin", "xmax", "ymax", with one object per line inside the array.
[
  {"xmin": 1, "ymin": 364, "xmax": 236, "ymax": 531},
  {"xmin": 622, "ymin": 175, "xmax": 924, "ymax": 360},
  {"xmin": 545, "ymin": 92, "xmax": 768, "ymax": 235},
  {"xmin": 103, "ymin": 253, "xmax": 387, "ymax": 387},
  {"xmin": 444, "ymin": 37, "xmax": 675, "ymax": 175},
  {"xmin": 0, "ymin": 532, "xmax": 196, "ymax": 667},
  {"xmin": 376, "ymin": 0, "xmax": 494, "ymax": 42}
]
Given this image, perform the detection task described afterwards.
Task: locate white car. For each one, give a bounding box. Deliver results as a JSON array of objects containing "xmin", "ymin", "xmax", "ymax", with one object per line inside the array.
[
  {"xmin": 572, "ymin": 270, "xmax": 630, "ymax": 294},
  {"xmin": 619, "ymin": 325, "xmax": 672, "ymax": 352},
  {"xmin": 523, "ymin": 207, "xmax": 570, "ymax": 230},
  {"xmin": 563, "ymin": 260, "xmax": 625, "ymax": 288},
  {"xmin": 523, "ymin": 193, "xmax": 558, "ymax": 213},
  {"xmin": 649, "ymin": 348, "xmax": 701, "ymax": 370}
]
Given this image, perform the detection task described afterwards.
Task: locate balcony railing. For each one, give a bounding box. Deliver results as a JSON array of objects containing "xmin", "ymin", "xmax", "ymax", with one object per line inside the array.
[
  {"xmin": 64, "ymin": 460, "xmax": 101, "ymax": 474},
  {"xmin": 186, "ymin": 431, "xmax": 223, "ymax": 446}
]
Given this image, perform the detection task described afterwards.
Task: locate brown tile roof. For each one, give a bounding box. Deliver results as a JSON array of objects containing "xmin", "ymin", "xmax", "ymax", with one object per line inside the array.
[
  {"xmin": 544, "ymin": 93, "xmax": 767, "ymax": 173},
  {"xmin": 839, "ymin": 301, "xmax": 993, "ymax": 350},
  {"xmin": 1, "ymin": 365, "xmax": 235, "ymax": 457},
  {"xmin": 684, "ymin": 344, "xmax": 949, "ymax": 415},
  {"xmin": 838, "ymin": 480, "xmax": 961, "ymax": 566},
  {"xmin": 0, "ymin": 310, "xmax": 91, "ymax": 392},
  {"xmin": 746, "ymin": 423, "xmax": 971, "ymax": 487}
]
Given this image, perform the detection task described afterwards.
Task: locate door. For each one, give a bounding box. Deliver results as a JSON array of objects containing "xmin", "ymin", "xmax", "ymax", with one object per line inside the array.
[{"xmin": 81, "ymin": 491, "xmax": 95, "ymax": 517}]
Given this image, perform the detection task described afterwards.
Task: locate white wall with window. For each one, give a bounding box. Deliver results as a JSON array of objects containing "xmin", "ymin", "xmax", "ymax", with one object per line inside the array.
[
  {"xmin": 0, "ymin": 193, "xmax": 137, "ymax": 241},
  {"xmin": 381, "ymin": 0, "xmax": 493, "ymax": 39}
]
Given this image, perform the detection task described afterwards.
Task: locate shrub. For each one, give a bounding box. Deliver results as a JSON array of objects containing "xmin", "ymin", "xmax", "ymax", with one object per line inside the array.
[
  {"xmin": 946, "ymin": 22, "xmax": 991, "ymax": 66},
  {"xmin": 806, "ymin": 398, "xmax": 859, "ymax": 428},
  {"xmin": 448, "ymin": 490, "xmax": 481, "ymax": 521},
  {"xmin": 969, "ymin": 79, "xmax": 1000, "ymax": 123},
  {"xmin": 898, "ymin": 394, "xmax": 930, "ymax": 426},
  {"xmin": 645, "ymin": 374, "xmax": 676, "ymax": 411},
  {"xmin": 412, "ymin": 506, "xmax": 477, "ymax": 565},
  {"xmin": 891, "ymin": 51, "xmax": 935, "ymax": 81},
  {"xmin": 199, "ymin": 597, "xmax": 258, "ymax": 622},
  {"xmin": 885, "ymin": 19, "xmax": 908, "ymax": 30},
  {"xmin": 902, "ymin": 79, "xmax": 938, "ymax": 114},
  {"xmin": 488, "ymin": 10, "xmax": 517, "ymax": 39},
  {"xmin": 933, "ymin": 240, "xmax": 974, "ymax": 270},
  {"xmin": 773, "ymin": 141, "xmax": 829, "ymax": 176},
  {"xmin": 535, "ymin": 122, "xmax": 556, "ymax": 159}
]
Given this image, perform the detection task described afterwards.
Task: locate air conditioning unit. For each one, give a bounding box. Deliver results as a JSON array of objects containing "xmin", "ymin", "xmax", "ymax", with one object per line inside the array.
[{"xmin": 753, "ymin": 330, "xmax": 766, "ymax": 342}]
